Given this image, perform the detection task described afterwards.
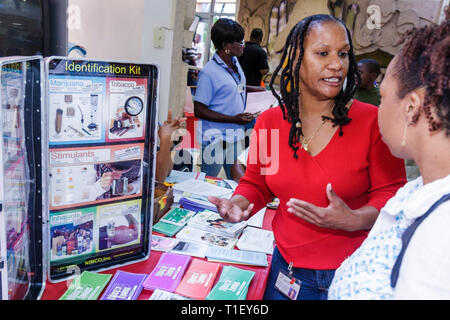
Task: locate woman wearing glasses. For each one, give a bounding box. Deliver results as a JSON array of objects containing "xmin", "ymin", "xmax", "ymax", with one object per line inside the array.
[{"xmin": 194, "ymin": 18, "xmax": 265, "ymax": 179}]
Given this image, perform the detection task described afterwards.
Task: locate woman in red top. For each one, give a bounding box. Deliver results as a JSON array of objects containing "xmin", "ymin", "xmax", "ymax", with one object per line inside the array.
[{"xmin": 208, "ymin": 14, "xmax": 406, "ymax": 300}]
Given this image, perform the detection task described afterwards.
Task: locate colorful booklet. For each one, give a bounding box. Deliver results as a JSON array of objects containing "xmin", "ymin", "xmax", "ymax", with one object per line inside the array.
[
  {"xmin": 152, "ymin": 220, "xmax": 183, "ymax": 237},
  {"xmin": 187, "ymin": 210, "xmax": 247, "ymax": 238},
  {"xmin": 100, "ymin": 270, "xmax": 147, "ymax": 300},
  {"xmin": 176, "ymin": 226, "xmax": 238, "ymax": 250},
  {"xmin": 59, "ymin": 271, "xmax": 112, "ymax": 300},
  {"xmin": 175, "ymin": 259, "xmax": 221, "ymax": 300},
  {"xmin": 151, "ymin": 234, "xmax": 180, "ymax": 252},
  {"xmin": 206, "ymin": 266, "xmax": 255, "ymax": 300},
  {"xmin": 142, "ymin": 252, "xmax": 191, "ymax": 292},
  {"xmin": 159, "ymin": 207, "xmax": 196, "ymax": 227},
  {"xmin": 148, "ymin": 288, "xmax": 192, "ymax": 300},
  {"xmin": 171, "ymin": 239, "xmax": 208, "ymax": 258},
  {"xmin": 205, "ymin": 246, "xmax": 268, "ymax": 267}
]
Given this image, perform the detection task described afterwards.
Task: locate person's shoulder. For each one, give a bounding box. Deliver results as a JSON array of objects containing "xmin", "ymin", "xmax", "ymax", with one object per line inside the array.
[
  {"xmin": 349, "ymin": 99, "xmax": 378, "ymax": 120},
  {"xmin": 199, "ymin": 60, "xmax": 217, "ymax": 74},
  {"xmin": 261, "ymin": 105, "xmax": 284, "ymax": 117},
  {"xmin": 198, "ymin": 60, "xmax": 221, "ymax": 83},
  {"xmin": 255, "ymin": 106, "xmax": 284, "ymax": 126}
]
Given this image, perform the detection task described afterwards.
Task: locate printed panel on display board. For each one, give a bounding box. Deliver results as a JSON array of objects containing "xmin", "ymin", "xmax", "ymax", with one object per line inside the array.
[{"xmin": 45, "ymin": 58, "xmax": 159, "ymax": 282}]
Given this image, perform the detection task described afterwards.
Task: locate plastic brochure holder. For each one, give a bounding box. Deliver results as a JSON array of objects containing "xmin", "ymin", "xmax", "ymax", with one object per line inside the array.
[
  {"xmin": 44, "ymin": 57, "xmax": 159, "ymax": 283},
  {"xmin": 0, "ymin": 56, "xmax": 45, "ymax": 300}
]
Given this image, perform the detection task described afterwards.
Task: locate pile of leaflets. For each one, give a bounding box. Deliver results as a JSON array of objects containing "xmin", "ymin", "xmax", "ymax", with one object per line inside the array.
[
  {"xmin": 152, "ymin": 207, "xmax": 196, "ymax": 236},
  {"xmin": 176, "ymin": 226, "xmax": 238, "ymax": 250},
  {"xmin": 142, "ymin": 252, "xmax": 191, "ymax": 292},
  {"xmin": 100, "ymin": 271, "xmax": 147, "ymax": 300},
  {"xmin": 174, "ymin": 259, "xmax": 221, "ymax": 300},
  {"xmin": 187, "ymin": 210, "xmax": 247, "ymax": 238},
  {"xmin": 148, "ymin": 288, "xmax": 192, "ymax": 300},
  {"xmin": 206, "ymin": 266, "xmax": 255, "ymax": 300},
  {"xmin": 59, "ymin": 271, "xmax": 112, "ymax": 300},
  {"xmin": 205, "ymin": 246, "xmax": 268, "ymax": 267},
  {"xmin": 151, "ymin": 234, "xmax": 208, "ymax": 258}
]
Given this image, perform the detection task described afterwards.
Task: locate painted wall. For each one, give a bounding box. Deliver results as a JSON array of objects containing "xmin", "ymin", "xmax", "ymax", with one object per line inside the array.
[{"xmin": 67, "ymin": 0, "xmax": 184, "ymax": 122}]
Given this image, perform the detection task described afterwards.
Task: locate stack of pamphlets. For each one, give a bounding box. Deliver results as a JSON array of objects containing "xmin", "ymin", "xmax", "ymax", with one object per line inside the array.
[
  {"xmin": 175, "ymin": 259, "xmax": 221, "ymax": 300},
  {"xmin": 59, "ymin": 271, "xmax": 112, "ymax": 300},
  {"xmin": 173, "ymin": 179, "xmax": 233, "ymax": 200},
  {"xmin": 205, "ymin": 246, "xmax": 268, "ymax": 267},
  {"xmin": 100, "ymin": 271, "xmax": 147, "ymax": 300},
  {"xmin": 165, "ymin": 170, "xmax": 206, "ymax": 184},
  {"xmin": 152, "ymin": 207, "xmax": 196, "ymax": 236},
  {"xmin": 171, "ymin": 239, "xmax": 209, "ymax": 258},
  {"xmin": 176, "ymin": 226, "xmax": 238, "ymax": 250},
  {"xmin": 204, "ymin": 177, "xmax": 237, "ymax": 190},
  {"xmin": 206, "ymin": 266, "xmax": 255, "ymax": 300},
  {"xmin": 187, "ymin": 210, "xmax": 247, "ymax": 238},
  {"xmin": 179, "ymin": 196, "xmax": 218, "ymax": 213},
  {"xmin": 142, "ymin": 252, "xmax": 191, "ymax": 292},
  {"xmin": 151, "ymin": 235, "xmax": 180, "ymax": 252},
  {"xmin": 148, "ymin": 288, "xmax": 192, "ymax": 300},
  {"xmin": 236, "ymin": 226, "xmax": 274, "ymax": 254}
]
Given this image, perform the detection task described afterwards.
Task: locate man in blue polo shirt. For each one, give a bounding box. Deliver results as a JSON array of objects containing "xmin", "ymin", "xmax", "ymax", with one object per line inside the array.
[{"xmin": 194, "ymin": 19, "xmax": 264, "ymax": 179}]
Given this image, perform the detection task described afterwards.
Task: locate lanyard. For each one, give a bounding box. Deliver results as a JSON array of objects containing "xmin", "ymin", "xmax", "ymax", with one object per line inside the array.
[{"xmin": 212, "ymin": 56, "xmax": 246, "ymax": 106}]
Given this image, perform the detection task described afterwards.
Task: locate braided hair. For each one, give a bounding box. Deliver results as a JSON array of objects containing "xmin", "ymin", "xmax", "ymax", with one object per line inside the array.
[
  {"xmin": 269, "ymin": 14, "xmax": 359, "ymax": 158},
  {"xmin": 393, "ymin": 8, "xmax": 450, "ymax": 136}
]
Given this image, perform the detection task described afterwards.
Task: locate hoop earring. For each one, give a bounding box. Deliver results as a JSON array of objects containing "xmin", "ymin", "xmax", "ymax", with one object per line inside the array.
[{"xmin": 225, "ymin": 48, "xmax": 230, "ymax": 55}]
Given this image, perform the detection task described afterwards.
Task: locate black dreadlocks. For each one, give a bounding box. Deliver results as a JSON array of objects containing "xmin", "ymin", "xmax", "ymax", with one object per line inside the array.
[{"xmin": 269, "ymin": 14, "xmax": 360, "ymax": 158}]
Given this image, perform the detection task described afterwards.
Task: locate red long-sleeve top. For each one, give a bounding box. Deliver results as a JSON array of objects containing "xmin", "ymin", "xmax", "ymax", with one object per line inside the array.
[{"xmin": 234, "ymin": 100, "xmax": 407, "ymax": 269}]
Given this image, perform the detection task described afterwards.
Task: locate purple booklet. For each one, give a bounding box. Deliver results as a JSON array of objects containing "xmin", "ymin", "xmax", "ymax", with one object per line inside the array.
[
  {"xmin": 100, "ymin": 270, "xmax": 147, "ymax": 300},
  {"xmin": 142, "ymin": 252, "xmax": 191, "ymax": 292}
]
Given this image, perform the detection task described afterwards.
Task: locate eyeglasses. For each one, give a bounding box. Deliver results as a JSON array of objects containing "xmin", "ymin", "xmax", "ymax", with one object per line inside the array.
[{"xmin": 234, "ymin": 40, "xmax": 245, "ymax": 47}]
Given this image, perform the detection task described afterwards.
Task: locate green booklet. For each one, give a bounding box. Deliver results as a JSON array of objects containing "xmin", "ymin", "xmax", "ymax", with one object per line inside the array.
[
  {"xmin": 206, "ymin": 266, "xmax": 255, "ymax": 300},
  {"xmin": 59, "ymin": 271, "xmax": 112, "ymax": 300},
  {"xmin": 153, "ymin": 221, "xmax": 183, "ymax": 237},
  {"xmin": 160, "ymin": 207, "xmax": 196, "ymax": 227}
]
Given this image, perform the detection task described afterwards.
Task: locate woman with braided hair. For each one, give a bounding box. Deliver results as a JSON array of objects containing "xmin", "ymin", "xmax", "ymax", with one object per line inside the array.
[
  {"xmin": 329, "ymin": 10, "xmax": 450, "ymax": 300},
  {"xmin": 208, "ymin": 14, "xmax": 406, "ymax": 300}
]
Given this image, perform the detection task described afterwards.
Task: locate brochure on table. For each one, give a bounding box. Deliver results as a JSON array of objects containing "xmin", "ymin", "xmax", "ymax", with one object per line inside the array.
[
  {"xmin": 0, "ymin": 57, "xmax": 45, "ymax": 300},
  {"xmin": 45, "ymin": 57, "xmax": 159, "ymax": 282}
]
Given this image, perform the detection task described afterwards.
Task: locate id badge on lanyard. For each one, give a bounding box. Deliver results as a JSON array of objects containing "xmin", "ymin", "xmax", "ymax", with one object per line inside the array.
[
  {"xmin": 237, "ymin": 83, "xmax": 245, "ymax": 94},
  {"xmin": 237, "ymin": 83, "xmax": 246, "ymax": 105},
  {"xmin": 274, "ymin": 262, "xmax": 301, "ymax": 300}
]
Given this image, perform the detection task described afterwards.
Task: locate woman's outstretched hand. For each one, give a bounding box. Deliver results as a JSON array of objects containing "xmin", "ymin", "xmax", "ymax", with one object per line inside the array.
[
  {"xmin": 286, "ymin": 183, "xmax": 360, "ymax": 232},
  {"xmin": 208, "ymin": 196, "xmax": 254, "ymax": 223}
]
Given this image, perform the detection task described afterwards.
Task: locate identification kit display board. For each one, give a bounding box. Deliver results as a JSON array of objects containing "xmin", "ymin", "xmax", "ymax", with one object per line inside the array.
[
  {"xmin": 45, "ymin": 57, "xmax": 159, "ymax": 282},
  {"xmin": 0, "ymin": 56, "xmax": 160, "ymax": 299}
]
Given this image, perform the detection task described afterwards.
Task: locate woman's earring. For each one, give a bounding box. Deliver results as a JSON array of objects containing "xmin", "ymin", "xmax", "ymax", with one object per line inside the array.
[
  {"xmin": 401, "ymin": 123, "xmax": 408, "ymax": 147},
  {"xmin": 225, "ymin": 48, "xmax": 230, "ymax": 55},
  {"xmin": 401, "ymin": 105, "xmax": 415, "ymax": 147}
]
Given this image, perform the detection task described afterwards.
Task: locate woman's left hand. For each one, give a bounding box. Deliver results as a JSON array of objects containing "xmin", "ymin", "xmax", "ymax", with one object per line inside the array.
[{"xmin": 286, "ymin": 183, "xmax": 361, "ymax": 232}]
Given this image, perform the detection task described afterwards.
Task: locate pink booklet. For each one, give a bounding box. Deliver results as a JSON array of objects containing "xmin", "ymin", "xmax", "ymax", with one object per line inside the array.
[
  {"xmin": 142, "ymin": 252, "xmax": 191, "ymax": 292},
  {"xmin": 175, "ymin": 259, "xmax": 221, "ymax": 300}
]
